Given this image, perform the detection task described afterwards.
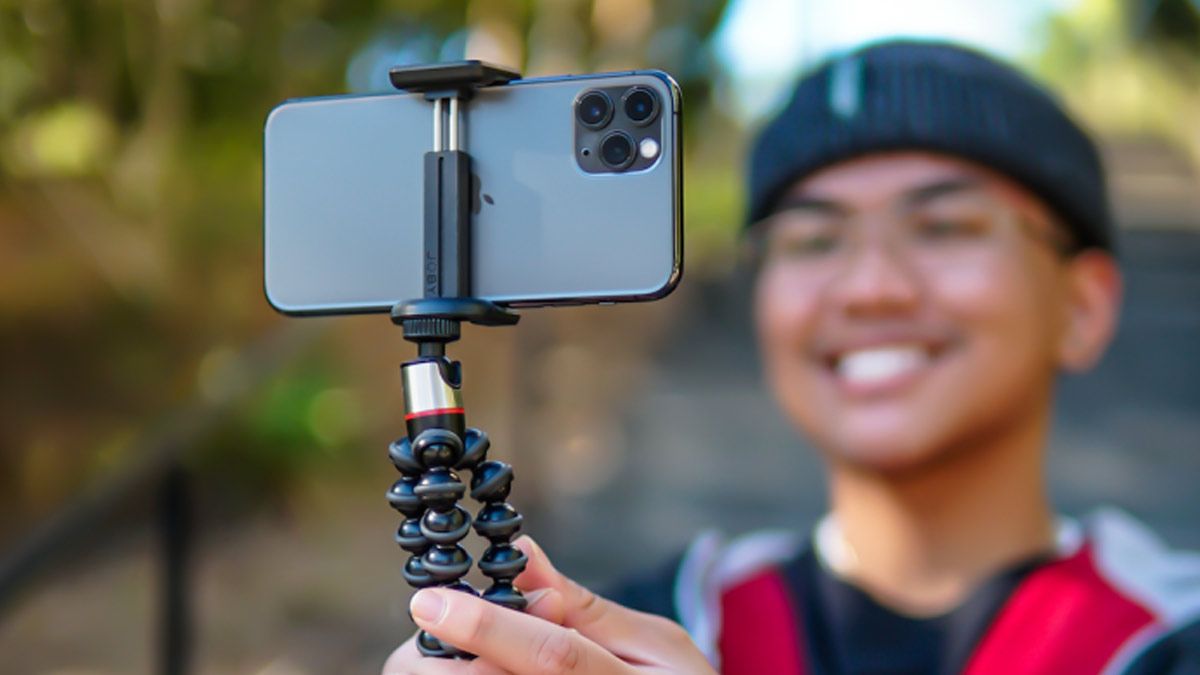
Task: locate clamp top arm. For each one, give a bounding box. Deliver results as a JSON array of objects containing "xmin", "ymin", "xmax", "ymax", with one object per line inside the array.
[{"xmin": 389, "ymin": 60, "xmax": 521, "ymax": 101}]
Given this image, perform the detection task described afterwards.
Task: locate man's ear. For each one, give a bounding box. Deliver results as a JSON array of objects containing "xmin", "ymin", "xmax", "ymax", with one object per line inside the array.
[{"xmin": 1058, "ymin": 250, "xmax": 1123, "ymax": 372}]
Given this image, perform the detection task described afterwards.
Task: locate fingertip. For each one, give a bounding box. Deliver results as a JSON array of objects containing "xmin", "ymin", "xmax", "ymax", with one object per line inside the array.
[
  {"xmin": 517, "ymin": 536, "xmax": 557, "ymax": 576},
  {"xmin": 513, "ymin": 534, "xmax": 538, "ymax": 558},
  {"xmin": 513, "ymin": 539, "xmax": 550, "ymax": 587}
]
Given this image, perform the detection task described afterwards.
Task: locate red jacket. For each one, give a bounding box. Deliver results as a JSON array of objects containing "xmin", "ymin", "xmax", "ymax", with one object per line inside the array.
[{"xmin": 608, "ymin": 509, "xmax": 1200, "ymax": 674}]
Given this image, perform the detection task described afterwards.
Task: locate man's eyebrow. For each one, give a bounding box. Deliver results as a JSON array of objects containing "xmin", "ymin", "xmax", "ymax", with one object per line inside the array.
[
  {"xmin": 770, "ymin": 177, "xmax": 983, "ymax": 217},
  {"xmin": 769, "ymin": 196, "xmax": 849, "ymax": 216},
  {"xmin": 902, "ymin": 177, "xmax": 983, "ymax": 206}
]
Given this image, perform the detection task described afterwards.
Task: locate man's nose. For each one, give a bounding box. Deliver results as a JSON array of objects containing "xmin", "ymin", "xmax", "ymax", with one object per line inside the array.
[{"xmin": 826, "ymin": 238, "xmax": 923, "ymax": 316}]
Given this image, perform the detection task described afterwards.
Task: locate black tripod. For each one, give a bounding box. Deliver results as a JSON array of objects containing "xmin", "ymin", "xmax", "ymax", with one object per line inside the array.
[{"xmin": 383, "ymin": 61, "xmax": 528, "ymax": 659}]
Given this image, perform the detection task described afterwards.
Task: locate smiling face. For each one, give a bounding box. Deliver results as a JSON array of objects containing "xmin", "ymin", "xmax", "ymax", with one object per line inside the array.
[{"xmin": 753, "ymin": 152, "xmax": 1120, "ymax": 471}]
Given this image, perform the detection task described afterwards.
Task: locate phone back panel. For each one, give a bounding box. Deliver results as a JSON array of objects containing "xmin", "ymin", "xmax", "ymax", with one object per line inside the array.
[
  {"xmin": 265, "ymin": 93, "xmax": 427, "ymax": 313},
  {"xmin": 263, "ymin": 71, "xmax": 680, "ymax": 315}
]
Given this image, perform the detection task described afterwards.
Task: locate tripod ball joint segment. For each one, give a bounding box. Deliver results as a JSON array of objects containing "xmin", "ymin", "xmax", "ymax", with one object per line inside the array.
[{"xmin": 384, "ymin": 62, "xmax": 528, "ymax": 659}]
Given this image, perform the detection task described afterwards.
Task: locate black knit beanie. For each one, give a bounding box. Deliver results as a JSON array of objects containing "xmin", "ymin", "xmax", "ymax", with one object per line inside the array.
[{"xmin": 746, "ymin": 40, "xmax": 1114, "ymax": 252}]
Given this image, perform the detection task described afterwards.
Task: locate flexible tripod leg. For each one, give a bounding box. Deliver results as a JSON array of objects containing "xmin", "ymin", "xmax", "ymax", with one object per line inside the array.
[
  {"xmin": 470, "ymin": 451, "xmax": 526, "ymax": 611},
  {"xmin": 388, "ymin": 355, "xmax": 526, "ymax": 658}
]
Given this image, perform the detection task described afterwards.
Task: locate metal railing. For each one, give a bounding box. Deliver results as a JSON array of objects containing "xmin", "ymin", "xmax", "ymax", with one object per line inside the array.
[{"xmin": 0, "ymin": 322, "xmax": 324, "ymax": 675}]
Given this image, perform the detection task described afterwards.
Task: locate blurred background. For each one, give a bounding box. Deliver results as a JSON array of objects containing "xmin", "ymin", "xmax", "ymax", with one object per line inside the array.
[{"xmin": 1, "ymin": 0, "xmax": 1198, "ymax": 672}]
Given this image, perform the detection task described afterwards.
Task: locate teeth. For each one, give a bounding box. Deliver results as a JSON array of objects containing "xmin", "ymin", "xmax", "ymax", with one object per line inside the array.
[{"xmin": 837, "ymin": 346, "xmax": 928, "ymax": 385}]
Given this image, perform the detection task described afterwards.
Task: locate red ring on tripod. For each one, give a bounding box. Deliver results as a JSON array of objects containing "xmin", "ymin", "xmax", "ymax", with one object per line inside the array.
[{"xmin": 405, "ymin": 407, "xmax": 465, "ymax": 421}]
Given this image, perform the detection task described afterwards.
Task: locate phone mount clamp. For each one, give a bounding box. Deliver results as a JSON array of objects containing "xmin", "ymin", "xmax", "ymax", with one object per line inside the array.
[{"xmin": 384, "ymin": 61, "xmax": 527, "ymax": 660}]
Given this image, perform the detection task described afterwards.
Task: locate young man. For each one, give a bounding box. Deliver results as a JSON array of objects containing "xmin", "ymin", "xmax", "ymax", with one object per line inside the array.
[{"xmin": 384, "ymin": 41, "xmax": 1200, "ymax": 674}]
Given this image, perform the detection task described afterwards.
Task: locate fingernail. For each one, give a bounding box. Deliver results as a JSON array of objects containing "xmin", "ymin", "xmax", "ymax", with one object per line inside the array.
[
  {"xmin": 517, "ymin": 535, "xmax": 542, "ymax": 560},
  {"xmin": 410, "ymin": 589, "xmax": 446, "ymax": 624}
]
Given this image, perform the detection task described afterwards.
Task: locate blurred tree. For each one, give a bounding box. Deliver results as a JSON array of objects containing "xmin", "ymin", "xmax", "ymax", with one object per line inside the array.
[
  {"xmin": 1032, "ymin": 0, "xmax": 1200, "ymax": 164},
  {"xmin": 1131, "ymin": 0, "xmax": 1200, "ymax": 52},
  {"xmin": 0, "ymin": 0, "xmax": 735, "ymax": 539}
]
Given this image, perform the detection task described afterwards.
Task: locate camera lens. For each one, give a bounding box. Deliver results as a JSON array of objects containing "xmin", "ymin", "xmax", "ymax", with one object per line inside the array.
[
  {"xmin": 577, "ymin": 91, "xmax": 613, "ymax": 129},
  {"xmin": 599, "ymin": 131, "xmax": 635, "ymax": 170},
  {"xmin": 622, "ymin": 87, "xmax": 659, "ymax": 125}
]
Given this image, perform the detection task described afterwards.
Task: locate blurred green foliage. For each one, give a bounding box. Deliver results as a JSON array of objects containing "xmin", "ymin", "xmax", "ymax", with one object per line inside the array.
[
  {"xmin": 0, "ymin": 0, "xmax": 741, "ymax": 535},
  {"xmin": 1033, "ymin": 0, "xmax": 1200, "ymax": 164},
  {"xmin": 13, "ymin": 0, "xmax": 1190, "ymax": 539}
]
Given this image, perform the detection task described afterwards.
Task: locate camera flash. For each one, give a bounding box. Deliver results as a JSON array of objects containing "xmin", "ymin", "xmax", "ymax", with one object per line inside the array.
[{"xmin": 639, "ymin": 138, "xmax": 660, "ymax": 160}]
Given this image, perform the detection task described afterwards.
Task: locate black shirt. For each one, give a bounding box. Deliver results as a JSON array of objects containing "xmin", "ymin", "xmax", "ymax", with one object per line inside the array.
[{"xmin": 785, "ymin": 547, "xmax": 1046, "ymax": 675}]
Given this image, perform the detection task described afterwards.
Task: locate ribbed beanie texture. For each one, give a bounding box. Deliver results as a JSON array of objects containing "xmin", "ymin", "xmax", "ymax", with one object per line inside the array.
[{"xmin": 747, "ymin": 40, "xmax": 1114, "ymax": 252}]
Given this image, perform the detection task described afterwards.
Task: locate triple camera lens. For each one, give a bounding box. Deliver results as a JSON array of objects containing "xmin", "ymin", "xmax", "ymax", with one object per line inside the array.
[
  {"xmin": 575, "ymin": 85, "xmax": 660, "ymax": 173},
  {"xmin": 577, "ymin": 91, "xmax": 613, "ymax": 129},
  {"xmin": 622, "ymin": 87, "xmax": 659, "ymax": 125},
  {"xmin": 599, "ymin": 131, "xmax": 635, "ymax": 170}
]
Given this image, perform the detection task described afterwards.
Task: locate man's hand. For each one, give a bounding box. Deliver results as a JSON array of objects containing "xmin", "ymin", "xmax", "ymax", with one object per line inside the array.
[{"xmin": 382, "ymin": 536, "xmax": 716, "ymax": 674}]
